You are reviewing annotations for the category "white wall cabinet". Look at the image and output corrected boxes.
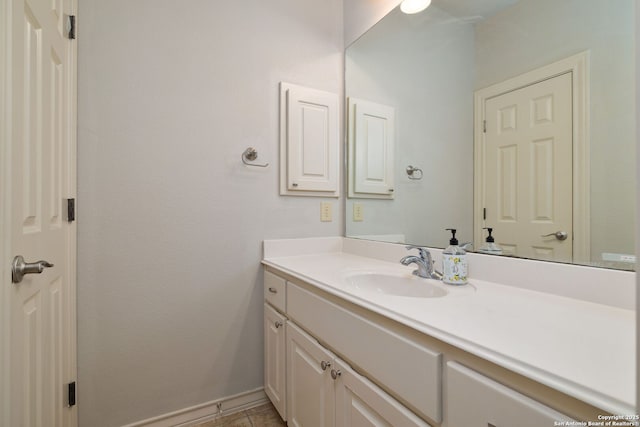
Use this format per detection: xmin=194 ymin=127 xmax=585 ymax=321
xmin=280 ymin=82 xmax=340 ymax=197
xmin=348 ymin=98 xmax=395 ymax=199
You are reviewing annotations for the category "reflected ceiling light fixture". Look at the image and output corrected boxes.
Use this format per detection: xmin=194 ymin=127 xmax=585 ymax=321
xmin=400 ymin=0 xmax=431 ymax=14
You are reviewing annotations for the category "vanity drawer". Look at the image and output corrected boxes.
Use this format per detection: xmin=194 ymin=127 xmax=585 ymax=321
xmin=446 ymin=362 xmax=575 ymax=427
xmin=287 ymin=282 xmax=442 ymax=423
xmin=264 ymin=270 xmax=286 ymax=312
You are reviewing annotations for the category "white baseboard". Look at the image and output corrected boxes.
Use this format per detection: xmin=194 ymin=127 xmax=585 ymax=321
xmin=122 ymin=387 xmax=268 ymax=427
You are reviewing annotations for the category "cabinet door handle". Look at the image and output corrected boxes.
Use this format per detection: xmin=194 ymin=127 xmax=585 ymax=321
xmin=320 ymin=361 xmax=331 ymax=371
xmin=330 ymin=369 xmax=341 ymax=380
xmin=274 ymin=321 xmax=283 ymax=328
xmin=268 ymin=287 xmax=278 ymax=294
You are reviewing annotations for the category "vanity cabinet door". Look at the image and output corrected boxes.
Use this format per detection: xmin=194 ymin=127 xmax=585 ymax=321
xmin=446 ymin=362 xmax=575 ymax=427
xmin=334 ymin=359 xmax=431 ymax=427
xmin=287 ymin=322 xmax=335 ymax=427
xmin=264 ymin=303 xmax=287 ymax=421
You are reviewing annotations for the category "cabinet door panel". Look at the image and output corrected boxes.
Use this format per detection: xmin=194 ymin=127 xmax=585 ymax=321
xmin=348 ymin=98 xmax=395 ymax=198
xmin=447 ymin=362 xmax=575 ymax=427
xmin=335 ymin=359 xmax=431 ymax=427
xmin=280 ymin=82 xmax=339 ymax=196
xmin=264 ymin=304 xmax=287 ymax=420
xmin=287 ymin=322 xmax=335 ymax=427
xmin=288 ymin=282 xmax=442 ymax=422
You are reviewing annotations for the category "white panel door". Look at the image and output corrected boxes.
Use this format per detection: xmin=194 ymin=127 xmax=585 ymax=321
xmin=5 ymin=0 xmax=77 ymax=425
xmin=286 ymin=322 xmax=335 ymax=427
xmin=334 ymin=359 xmax=431 ymax=427
xmin=264 ymin=304 xmax=287 ymax=421
xmin=483 ymin=73 xmax=573 ymax=262
xmin=348 ymin=98 xmax=395 ymax=198
xmin=280 ymin=82 xmax=339 ymax=196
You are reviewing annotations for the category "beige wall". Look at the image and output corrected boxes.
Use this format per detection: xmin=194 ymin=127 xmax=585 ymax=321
xmin=77 ymin=1 xmax=343 ymax=425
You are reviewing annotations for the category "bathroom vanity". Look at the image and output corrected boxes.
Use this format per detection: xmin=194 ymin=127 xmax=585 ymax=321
xmin=262 ymin=237 xmax=635 ymax=426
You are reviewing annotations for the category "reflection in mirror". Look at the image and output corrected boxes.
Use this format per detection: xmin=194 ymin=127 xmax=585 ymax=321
xmin=345 ymin=0 xmax=635 ymax=270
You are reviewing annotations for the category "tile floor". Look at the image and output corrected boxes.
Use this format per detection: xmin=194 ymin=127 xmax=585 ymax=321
xmin=194 ymin=402 xmax=286 ymax=427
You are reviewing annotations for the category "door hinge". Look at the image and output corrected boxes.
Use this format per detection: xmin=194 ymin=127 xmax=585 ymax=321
xmin=66 ymin=15 xmax=76 ymax=40
xmin=483 ymin=120 xmax=487 ymax=133
xmin=66 ymin=198 xmax=75 ymax=222
xmin=67 ymin=382 xmax=76 ymax=407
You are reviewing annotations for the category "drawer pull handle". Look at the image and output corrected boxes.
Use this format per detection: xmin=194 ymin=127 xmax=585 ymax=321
xmin=274 ymin=321 xmax=283 ymax=328
xmin=320 ymin=361 xmax=331 ymax=371
xmin=330 ymin=369 xmax=341 ymax=380
xmin=268 ymin=287 xmax=278 ymax=294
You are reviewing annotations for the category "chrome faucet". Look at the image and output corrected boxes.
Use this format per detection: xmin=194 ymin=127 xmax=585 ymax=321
xmin=400 ymin=246 xmax=443 ymax=280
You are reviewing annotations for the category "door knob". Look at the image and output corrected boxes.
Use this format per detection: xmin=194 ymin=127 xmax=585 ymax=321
xmin=330 ymin=369 xmax=342 ymax=380
xmin=541 ymin=231 xmax=568 ymax=241
xmin=11 ymin=255 xmax=54 ymax=284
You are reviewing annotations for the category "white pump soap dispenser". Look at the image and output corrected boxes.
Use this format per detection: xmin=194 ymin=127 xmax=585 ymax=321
xmin=478 ymin=227 xmax=503 ymax=255
xmin=442 ymin=228 xmax=468 ymax=285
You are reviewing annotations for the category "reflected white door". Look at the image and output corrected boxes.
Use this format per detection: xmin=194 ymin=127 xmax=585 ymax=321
xmin=6 ymin=0 xmax=77 ymax=425
xmin=483 ymin=73 xmax=573 ymax=262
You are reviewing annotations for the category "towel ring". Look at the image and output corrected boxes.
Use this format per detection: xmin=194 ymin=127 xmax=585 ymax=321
xmin=242 ymin=147 xmax=269 ymax=168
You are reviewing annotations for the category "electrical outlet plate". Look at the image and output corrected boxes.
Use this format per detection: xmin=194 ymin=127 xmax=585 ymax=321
xmin=321 ymin=202 xmax=332 ymax=222
xmin=353 ymin=203 xmax=363 ymax=222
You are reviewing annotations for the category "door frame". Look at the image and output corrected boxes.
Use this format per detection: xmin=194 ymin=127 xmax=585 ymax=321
xmin=473 ymin=51 xmax=590 ymax=264
xmin=0 ymin=0 xmax=78 ymax=424
xmin=1 ymin=0 xmax=12 ymax=424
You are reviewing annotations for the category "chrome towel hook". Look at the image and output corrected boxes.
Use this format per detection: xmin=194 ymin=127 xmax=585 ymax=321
xmin=242 ymin=147 xmax=269 ymax=168
xmin=406 ymin=165 xmax=423 ymax=180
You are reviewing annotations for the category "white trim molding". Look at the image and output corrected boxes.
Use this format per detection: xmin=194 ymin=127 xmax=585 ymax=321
xmin=121 ymin=388 xmax=268 ymax=427
xmin=0 ymin=0 xmax=11 ymax=424
xmin=473 ymin=51 xmax=590 ymax=265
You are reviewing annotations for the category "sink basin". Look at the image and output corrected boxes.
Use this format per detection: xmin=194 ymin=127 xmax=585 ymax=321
xmin=344 ymin=273 xmax=448 ymax=298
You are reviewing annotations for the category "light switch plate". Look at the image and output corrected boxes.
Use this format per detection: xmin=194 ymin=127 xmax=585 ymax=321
xmin=320 ymin=202 xmax=332 ymax=222
xmin=353 ymin=203 xmax=363 ymax=222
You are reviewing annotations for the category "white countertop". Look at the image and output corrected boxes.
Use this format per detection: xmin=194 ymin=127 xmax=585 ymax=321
xmin=262 ymin=250 xmax=635 ymax=415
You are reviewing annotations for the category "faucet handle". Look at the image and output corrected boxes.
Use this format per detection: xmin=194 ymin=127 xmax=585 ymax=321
xmin=405 ymin=245 xmax=431 ymax=261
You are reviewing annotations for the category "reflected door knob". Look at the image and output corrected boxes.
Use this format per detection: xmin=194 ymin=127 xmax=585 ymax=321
xmin=541 ymin=231 xmax=568 ymax=241
xmin=12 ymin=255 xmax=54 ymax=284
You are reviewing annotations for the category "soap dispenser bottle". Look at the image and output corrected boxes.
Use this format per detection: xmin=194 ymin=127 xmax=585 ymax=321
xmin=442 ymin=228 xmax=468 ymax=285
xmin=478 ymin=227 xmax=503 ymax=255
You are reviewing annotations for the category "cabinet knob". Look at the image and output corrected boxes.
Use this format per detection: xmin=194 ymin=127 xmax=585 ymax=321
xmin=268 ymin=287 xmax=278 ymax=294
xmin=488 ymin=423 xmax=497 ymax=427
xmin=320 ymin=361 xmax=331 ymax=371
xmin=330 ymin=369 xmax=341 ymax=380
xmin=274 ymin=321 xmax=283 ymax=328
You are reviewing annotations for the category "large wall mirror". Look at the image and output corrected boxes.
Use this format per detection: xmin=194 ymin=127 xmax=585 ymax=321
xmin=345 ymin=0 xmax=636 ymax=271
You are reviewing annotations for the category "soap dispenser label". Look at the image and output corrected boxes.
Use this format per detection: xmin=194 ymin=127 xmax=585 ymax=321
xmin=443 ymin=254 xmax=468 ymax=285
